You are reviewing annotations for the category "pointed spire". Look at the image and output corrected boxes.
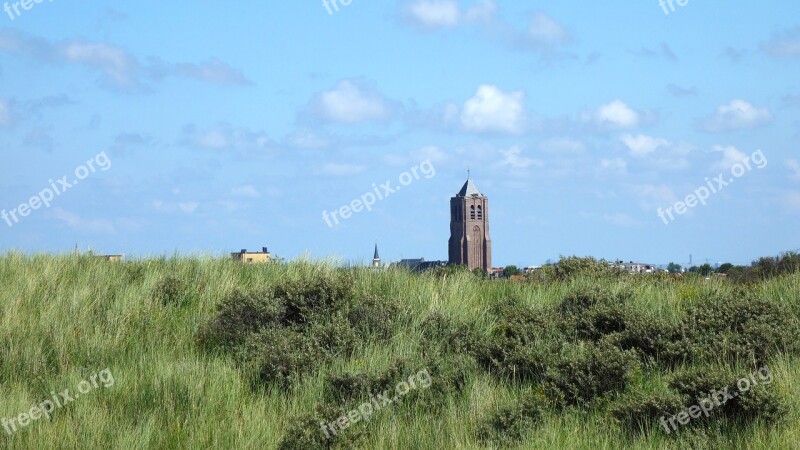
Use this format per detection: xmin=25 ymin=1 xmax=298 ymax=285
xmin=457 ymin=175 xmax=482 ymax=197
xmin=373 ymin=243 xmax=380 ymax=260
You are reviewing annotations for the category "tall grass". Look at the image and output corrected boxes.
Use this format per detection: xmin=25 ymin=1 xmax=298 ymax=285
xmin=0 ymin=253 xmax=797 ymax=449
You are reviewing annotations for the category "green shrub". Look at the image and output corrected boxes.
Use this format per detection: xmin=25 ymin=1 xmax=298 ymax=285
xmin=274 ymin=272 xmax=354 ymax=325
xmin=477 ymin=391 xmax=546 ymax=445
xmin=153 ymin=275 xmax=187 ymax=306
xmin=553 ymin=256 xmax=624 ymax=280
xmin=197 ymin=289 xmax=285 ymax=350
xmin=345 ymin=294 xmax=401 ymax=341
xmin=610 ymin=390 xmax=685 ymax=434
xmin=278 ymin=403 xmax=365 ymax=450
xmin=680 ymin=295 xmax=799 ymax=364
xmin=419 ymin=311 xmax=481 ymax=356
xmin=669 ymin=366 xmax=788 ymax=425
xmin=544 ymin=342 xmax=638 ymax=407
xmin=244 ymin=328 xmax=327 ymax=386
xmin=477 ymin=300 xmax=562 ymax=382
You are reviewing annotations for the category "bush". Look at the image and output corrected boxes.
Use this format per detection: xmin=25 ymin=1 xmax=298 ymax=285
xmin=477 ymin=299 xmax=562 ymax=382
xmin=419 ymin=311 xmax=481 ymax=356
xmin=556 ymin=286 xmax=632 ymax=341
xmin=153 ymin=275 xmax=187 ymax=306
xmin=543 ymin=342 xmax=638 ymax=407
xmin=553 ymin=256 xmax=624 ymax=280
xmin=278 ymin=403 xmax=365 ymax=450
xmin=345 ymin=295 xmax=401 ymax=341
xmin=274 ymin=272 xmax=354 ymax=325
xmin=680 ymin=295 xmax=799 ymax=364
xmin=602 ymin=313 xmax=687 ymax=366
xmin=669 ymin=366 xmax=788 ymax=426
xmin=610 ymin=390 xmax=685 ymax=434
xmin=245 ymin=328 xmax=327 ymax=386
xmin=477 ymin=391 xmax=546 ymax=445
xmin=197 ymin=289 xmax=285 ymax=350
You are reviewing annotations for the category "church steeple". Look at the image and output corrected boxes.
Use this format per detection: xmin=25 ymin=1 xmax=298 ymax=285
xmin=372 ymin=243 xmax=381 ymax=268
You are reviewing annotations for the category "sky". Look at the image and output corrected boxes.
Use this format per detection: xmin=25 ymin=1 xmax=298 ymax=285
xmin=0 ymin=0 xmax=799 ymax=267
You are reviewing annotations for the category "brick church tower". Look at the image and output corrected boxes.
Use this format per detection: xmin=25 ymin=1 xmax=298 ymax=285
xmin=448 ymin=174 xmax=492 ymax=273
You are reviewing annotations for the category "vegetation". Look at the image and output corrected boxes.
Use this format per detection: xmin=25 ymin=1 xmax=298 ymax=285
xmin=0 ymin=253 xmax=799 ymax=449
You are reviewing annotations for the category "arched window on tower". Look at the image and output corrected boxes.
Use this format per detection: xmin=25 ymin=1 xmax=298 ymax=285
xmin=477 ymin=205 xmax=483 ymax=220
xmin=470 ymin=205 xmax=476 ymax=220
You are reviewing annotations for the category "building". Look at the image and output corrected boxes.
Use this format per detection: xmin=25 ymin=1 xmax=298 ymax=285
xmin=390 ymin=258 xmax=447 ymax=272
xmin=615 ymin=261 xmax=658 ymax=274
xmin=448 ymin=174 xmax=492 ymax=273
xmin=372 ymin=243 xmax=382 ymax=268
xmin=95 ymin=255 xmax=123 ymax=262
xmin=232 ymin=247 xmax=271 ymax=263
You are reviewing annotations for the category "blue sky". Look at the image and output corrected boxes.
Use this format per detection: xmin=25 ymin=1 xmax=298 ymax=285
xmin=1 ymin=0 xmax=799 ymax=266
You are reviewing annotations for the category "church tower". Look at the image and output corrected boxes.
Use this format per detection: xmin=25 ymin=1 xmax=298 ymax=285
xmin=448 ymin=174 xmax=491 ymax=273
xmin=372 ymin=243 xmax=381 ymax=268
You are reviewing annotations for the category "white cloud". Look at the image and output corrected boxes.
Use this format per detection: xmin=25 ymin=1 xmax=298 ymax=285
xmin=785 ymin=191 xmax=800 ymax=213
xmin=461 ymin=85 xmax=525 ymax=134
xmin=761 ymin=27 xmax=800 ymax=58
xmin=712 ymin=145 xmax=748 ymax=171
xmin=179 ymin=202 xmax=199 ymax=214
xmin=62 ymin=41 xmax=139 ymax=87
xmin=406 ymin=0 xmax=460 ymax=28
xmin=498 ymin=146 xmax=541 ymax=169
xmin=0 ymin=30 xmax=249 ymax=90
xmin=0 ymin=99 xmax=10 ymax=127
xmin=231 ymin=185 xmax=260 ymax=198
xmin=464 ymin=0 xmax=497 ymax=22
xmin=307 ymin=80 xmax=393 ymax=124
xmin=786 ymin=159 xmax=800 ymax=181
xmin=51 ymin=208 xmax=116 ymax=233
xmin=599 ymin=158 xmax=627 ymax=175
xmin=538 ymin=137 xmax=585 ymax=154
xmin=596 ymin=100 xmax=640 ymax=130
xmin=172 ymin=58 xmax=251 ymax=85
xmin=182 ymin=124 xmax=271 ymax=151
xmin=403 ymin=0 xmax=496 ymax=28
xmin=317 ymin=163 xmax=366 ymax=176
xmin=152 ymin=200 xmax=199 ymax=214
xmin=620 ymin=134 xmax=669 ymax=156
xmin=526 ymin=11 xmax=570 ymax=46
xmin=700 ymin=100 xmax=772 ymax=132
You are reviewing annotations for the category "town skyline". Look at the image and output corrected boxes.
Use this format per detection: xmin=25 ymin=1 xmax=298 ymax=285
xmin=1 ymin=1 xmax=798 ymax=267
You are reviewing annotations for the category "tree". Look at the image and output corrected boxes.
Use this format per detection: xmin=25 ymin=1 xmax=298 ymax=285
xmin=667 ymin=262 xmax=682 ymax=274
xmin=698 ymin=263 xmax=714 ymax=276
xmin=503 ymin=265 xmax=521 ymax=278
xmin=716 ymin=263 xmax=733 ymax=274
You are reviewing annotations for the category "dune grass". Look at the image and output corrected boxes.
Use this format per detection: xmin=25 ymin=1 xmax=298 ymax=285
xmin=0 ymin=253 xmax=798 ymax=449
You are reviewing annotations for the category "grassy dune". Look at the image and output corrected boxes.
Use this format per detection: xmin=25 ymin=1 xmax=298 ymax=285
xmin=0 ymin=254 xmax=798 ymax=449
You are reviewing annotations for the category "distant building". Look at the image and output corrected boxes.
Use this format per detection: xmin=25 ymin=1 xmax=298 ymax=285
xmin=95 ymin=255 xmax=123 ymax=262
xmin=615 ymin=261 xmax=658 ymax=274
xmin=448 ymin=174 xmax=492 ymax=273
xmin=232 ymin=247 xmax=271 ymax=263
xmin=372 ymin=243 xmax=382 ymax=268
xmin=390 ymin=258 xmax=447 ymax=273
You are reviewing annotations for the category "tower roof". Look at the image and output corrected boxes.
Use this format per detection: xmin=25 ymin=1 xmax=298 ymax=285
xmin=373 ymin=243 xmax=380 ymax=260
xmin=456 ymin=177 xmax=482 ymax=197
